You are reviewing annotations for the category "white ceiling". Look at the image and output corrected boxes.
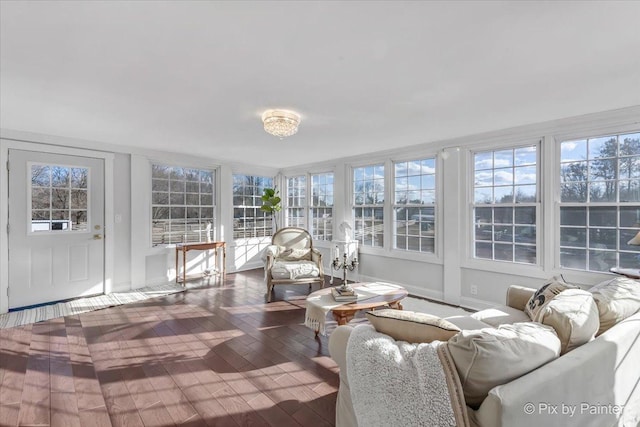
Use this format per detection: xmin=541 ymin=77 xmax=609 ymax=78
xmin=1 ymin=1 xmax=639 ymax=168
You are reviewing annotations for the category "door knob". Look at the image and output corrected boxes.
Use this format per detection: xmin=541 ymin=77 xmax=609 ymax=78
xmin=93 ymin=234 xmax=103 ymax=240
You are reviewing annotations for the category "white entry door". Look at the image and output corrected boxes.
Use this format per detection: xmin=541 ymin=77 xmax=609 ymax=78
xmin=8 ymin=149 xmax=105 ymax=309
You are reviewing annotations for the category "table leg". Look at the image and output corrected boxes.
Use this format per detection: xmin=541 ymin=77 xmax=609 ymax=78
xmin=222 ymin=246 xmax=226 ymax=281
xmin=182 ymin=248 xmax=186 ymax=286
xmin=389 ymin=301 xmax=403 ymax=310
xmin=332 ymin=311 xmax=355 ymax=326
xmin=175 ymin=247 xmax=179 ymax=284
xmin=212 ymin=248 xmax=217 ymax=276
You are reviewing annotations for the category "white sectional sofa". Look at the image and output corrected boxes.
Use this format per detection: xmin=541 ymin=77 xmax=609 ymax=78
xmin=329 ymin=283 xmax=640 ymax=427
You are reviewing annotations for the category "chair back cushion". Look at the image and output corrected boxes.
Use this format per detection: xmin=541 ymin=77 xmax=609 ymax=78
xmin=272 ymin=227 xmax=313 ymax=250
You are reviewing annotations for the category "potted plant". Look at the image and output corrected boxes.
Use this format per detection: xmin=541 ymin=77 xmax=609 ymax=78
xmin=260 ymin=187 xmax=282 ymax=231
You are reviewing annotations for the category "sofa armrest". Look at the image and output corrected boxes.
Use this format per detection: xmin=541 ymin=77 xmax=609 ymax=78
xmin=329 ymin=325 xmax=354 ymax=374
xmin=329 ymin=325 xmax=358 ymax=427
xmin=506 ymin=285 xmax=536 ymax=311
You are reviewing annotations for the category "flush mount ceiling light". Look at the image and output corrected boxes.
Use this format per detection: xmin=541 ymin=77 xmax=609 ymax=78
xmin=261 ymin=109 xmax=301 ymax=139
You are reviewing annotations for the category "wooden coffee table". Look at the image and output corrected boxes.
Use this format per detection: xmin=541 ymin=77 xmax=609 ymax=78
xmin=305 ymin=282 xmax=408 ymax=336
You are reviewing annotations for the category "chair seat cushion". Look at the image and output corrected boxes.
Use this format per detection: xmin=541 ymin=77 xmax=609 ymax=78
xmin=271 ymin=261 xmax=320 ymax=280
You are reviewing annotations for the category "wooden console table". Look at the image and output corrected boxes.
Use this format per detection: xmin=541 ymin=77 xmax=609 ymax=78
xmin=175 ymin=242 xmax=226 ymax=285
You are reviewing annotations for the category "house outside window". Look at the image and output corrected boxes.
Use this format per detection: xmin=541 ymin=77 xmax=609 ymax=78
xmin=286 ymin=176 xmax=306 ymax=229
xmin=559 ymin=132 xmax=640 ymax=271
xmin=233 ymin=175 xmax=274 ymax=239
xmin=151 ymin=165 xmax=215 ymax=246
xmin=353 ymin=164 xmax=384 ymax=248
xmin=311 ymin=172 xmax=334 ymax=241
xmin=472 ymin=145 xmax=538 ymax=264
xmin=393 ymin=158 xmax=436 ymax=253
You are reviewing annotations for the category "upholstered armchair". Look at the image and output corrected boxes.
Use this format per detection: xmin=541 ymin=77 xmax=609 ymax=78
xmin=263 ymin=227 xmax=325 ymax=302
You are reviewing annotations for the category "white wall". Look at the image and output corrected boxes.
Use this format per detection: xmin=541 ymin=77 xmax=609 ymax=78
xmin=1 ymin=105 xmax=639 ymax=313
xmin=113 ymin=153 xmax=131 ymax=290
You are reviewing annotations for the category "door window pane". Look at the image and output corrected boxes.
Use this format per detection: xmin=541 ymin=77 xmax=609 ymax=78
xmin=30 ymin=164 xmax=89 ymax=232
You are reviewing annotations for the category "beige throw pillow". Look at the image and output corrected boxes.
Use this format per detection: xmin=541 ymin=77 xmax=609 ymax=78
xmin=589 ymin=277 xmax=640 ymax=335
xmin=365 ymin=309 xmax=461 ymax=343
xmin=525 ymin=277 xmax=577 ymax=320
xmin=537 ymin=289 xmax=599 ymax=354
xmin=448 ymin=322 xmax=561 ymax=408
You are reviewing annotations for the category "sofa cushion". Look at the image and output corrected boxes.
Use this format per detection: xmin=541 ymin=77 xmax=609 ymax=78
xmin=524 ymin=276 xmax=577 ymax=320
xmin=589 ymin=277 xmax=640 ymax=335
xmin=447 ymin=322 xmax=561 ymax=408
xmin=537 ymin=289 xmax=599 ymax=354
xmin=471 ymin=305 xmax=530 ymax=328
xmin=270 ymin=261 xmax=320 ymax=279
xmin=280 ymin=248 xmax=312 ymax=261
xmin=365 ymin=309 xmax=461 ymax=343
xmin=444 ymin=315 xmax=492 ymax=331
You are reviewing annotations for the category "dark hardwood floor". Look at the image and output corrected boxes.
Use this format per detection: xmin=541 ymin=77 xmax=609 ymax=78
xmin=0 ymin=269 xmax=339 ymax=426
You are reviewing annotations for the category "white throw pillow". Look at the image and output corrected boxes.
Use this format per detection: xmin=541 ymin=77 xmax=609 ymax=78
xmin=589 ymin=277 xmax=640 ymax=335
xmin=525 ymin=276 xmax=577 ymax=320
xmin=447 ymin=322 xmax=561 ymax=408
xmin=536 ymin=289 xmax=599 ymax=354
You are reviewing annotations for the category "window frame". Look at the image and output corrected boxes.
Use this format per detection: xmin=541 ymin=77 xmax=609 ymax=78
xmin=351 ymin=163 xmax=385 ymax=249
xmin=285 ymin=175 xmax=307 ymax=229
xmin=556 ymin=130 xmax=640 ymax=273
xmin=392 ymin=156 xmax=437 ymax=254
xmin=150 ymin=163 xmax=216 ymax=247
xmin=470 ymin=142 xmax=542 ymax=266
xmin=232 ymin=174 xmax=274 ymax=240
xmin=284 ymin=171 xmax=334 ymax=241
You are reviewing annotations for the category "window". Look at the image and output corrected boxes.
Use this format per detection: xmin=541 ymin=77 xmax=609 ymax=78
xmin=286 ymin=175 xmax=306 ymax=228
xmin=393 ymin=158 xmax=436 ymax=253
xmin=30 ymin=164 xmax=88 ymax=232
xmin=311 ymin=172 xmax=334 ymax=240
xmin=559 ymin=132 xmax=640 ymax=271
xmin=473 ymin=146 xmax=538 ymax=264
xmin=353 ymin=164 xmax=384 ymax=247
xmin=233 ymin=175 xmax=274 ymax=239
xmin=151 ymin=165 xmax=214 ymax=246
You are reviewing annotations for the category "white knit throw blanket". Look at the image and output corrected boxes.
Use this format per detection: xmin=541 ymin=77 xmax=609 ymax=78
xmin=347 ymin=324 xmax=466 ymax=427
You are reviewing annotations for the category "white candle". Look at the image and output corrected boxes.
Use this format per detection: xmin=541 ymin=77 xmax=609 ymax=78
xmin=335 ymin=245 xmax=340 ymax=259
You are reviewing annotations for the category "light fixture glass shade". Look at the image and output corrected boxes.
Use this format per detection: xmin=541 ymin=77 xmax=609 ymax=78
xmin=628 ymin=231 xmax=640 ymax=246
xmin=262 ymin=109 xmax=300 ymax=139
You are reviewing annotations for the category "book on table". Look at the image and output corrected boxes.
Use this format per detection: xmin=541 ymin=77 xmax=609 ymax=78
xmin=332 ymin=287 xmax=358 ymax=302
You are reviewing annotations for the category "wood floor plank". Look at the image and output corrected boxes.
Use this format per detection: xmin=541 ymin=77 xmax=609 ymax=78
xmin=51 ymin=391 xmax=82 ymax=427
xmin=17 ymin=321 xmax=50 ymax=426
xmin=141 ymin=363 xmax=203 ymax=426
xmin=0 ymin=269 xmax=340 ymax=426
xmin=0 ymin=403 xmax=20 ymax=427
